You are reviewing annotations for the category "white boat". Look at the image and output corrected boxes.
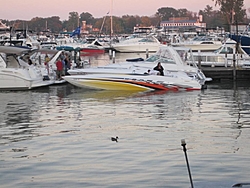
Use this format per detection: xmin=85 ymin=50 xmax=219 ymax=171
xmin=64 ymin=45 xmax=210 ymax=91
xmin=0 ymin=46 xmax=54 ymax=90
xmin=69 ymin=45 xmax=211 ymax=83
xmin=24 ymin=48 xmax=67 ymax=84
xmin=111 ymin=35 xmax=162 ymax=53
xmin=63 ymin=72 xmax=202 ymax=91
xmin=172 ymin=36 xmax=222 ymax=52
xmin=189 ymin=39 xmax=250 ymax=67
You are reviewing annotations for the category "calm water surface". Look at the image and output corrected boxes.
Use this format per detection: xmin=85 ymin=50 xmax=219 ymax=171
xmin=0 ymin=53 xmax=250 ymax=188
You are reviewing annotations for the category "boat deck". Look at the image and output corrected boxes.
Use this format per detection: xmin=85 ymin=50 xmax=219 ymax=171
xmin=201 ymin=66 xmax=250 ymax=81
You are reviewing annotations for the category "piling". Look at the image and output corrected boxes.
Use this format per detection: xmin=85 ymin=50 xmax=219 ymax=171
xmin=109 ymin=49 xmax=112 ymax=60
xmin=233 ymin=53 xmax=236 ymax=81
xmin=146 ymin=49 xmax=149 ymax=59
xmin=38 ymin=55 xmax=41 ymax=65
xmin=112 ymin=51 xmax=116 ymax=63
xmin=198 ymin=50 xmax=201 ymax=69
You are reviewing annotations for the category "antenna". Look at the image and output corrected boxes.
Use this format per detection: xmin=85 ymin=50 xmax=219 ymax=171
xmin=181 ymin=139 xmax=194 ymax=188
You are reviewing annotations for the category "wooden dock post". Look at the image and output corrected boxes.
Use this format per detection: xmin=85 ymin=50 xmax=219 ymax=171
xmin=233 ymin=51 xmax=236 ymax=81
xmin=225 ymin=52 xmax=228 ymax=67
xmin=112 ymin=51 xmax=116 ymax=63
xmin=198 ymin=50 xmax=201 ymax=69
xmin=146 ymin=49 xmax=149 ymax=59
xmin=109 ymin=49 xmax=112 ymax=60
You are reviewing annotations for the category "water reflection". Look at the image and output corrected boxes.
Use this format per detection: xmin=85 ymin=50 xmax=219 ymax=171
xmin=0 ymin=80 xmax=250 ymax=187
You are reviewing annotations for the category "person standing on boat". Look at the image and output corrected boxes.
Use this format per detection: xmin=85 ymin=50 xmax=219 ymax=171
xmin=153 ymin=62 xmax=164 ymax=76
xmin=44 ymin=54 xmax=50 ymax=74
xmin=56 ymin=58 xmax=63 ymax=80
xmin=60 ymin=51 xmax=66 ymax=76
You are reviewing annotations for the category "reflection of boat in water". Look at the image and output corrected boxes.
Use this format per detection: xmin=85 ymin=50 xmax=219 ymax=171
xmin=65 ymin=87 xmax=176 ymax=101
xmin=66 ymin=88 xmax=146 ymax=100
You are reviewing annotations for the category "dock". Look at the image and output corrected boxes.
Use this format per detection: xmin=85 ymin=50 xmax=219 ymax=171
xmin=201 ymin=66 xmax=250 ymax=81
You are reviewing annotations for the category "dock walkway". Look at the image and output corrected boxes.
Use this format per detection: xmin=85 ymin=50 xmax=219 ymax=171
xmin=201 ymin=66 xmax=250 ymax=81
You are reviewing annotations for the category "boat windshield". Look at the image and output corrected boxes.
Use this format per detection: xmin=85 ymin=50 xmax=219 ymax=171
xmin=146 ymin=48 xmax=176 ymax=64
xmin=214 ymin=45 xmax=245 ymax=55
xmin=138 ymin=38 xmax=155 ymax=43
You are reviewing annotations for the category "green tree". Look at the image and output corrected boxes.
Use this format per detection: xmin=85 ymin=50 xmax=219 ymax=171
xmin=177 ymin=8 xmax=189 ymax=17
xmin=140 ymin=16 xmax=152 ymax=27
xmin=212 ymin=0 xmax=246 ymax=27
xmin=67 ymin=11 xmax=79 ymax=31
xmin=79 ymin=12 xmax=95 ymax=25
xmin=46 ymin=16 xmax=62 ymax=33
xmin=122 ymin=15 xmax=137 ymax=33
xmin=156 ymin=7 xmax=179 ymax=21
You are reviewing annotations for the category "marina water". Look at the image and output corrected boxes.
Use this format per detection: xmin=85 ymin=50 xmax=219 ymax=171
xmin=0 ymin=53 xmax=250 ymax=188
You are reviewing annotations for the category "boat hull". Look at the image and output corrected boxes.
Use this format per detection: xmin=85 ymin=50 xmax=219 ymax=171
xmin=0 ymin=69 xmax=54 ymax=90
xmin=80 ymin=48 xmax=105 ymax=56
xmin=63 ymin=74 xmax=201 ymax=91
xmin=230 ymin=34 xmax=250 ymax=55
xmin=112 ymin=43 xmax=160 ymax=53
xmin=172 ymin=43 xmax=222 ymax=52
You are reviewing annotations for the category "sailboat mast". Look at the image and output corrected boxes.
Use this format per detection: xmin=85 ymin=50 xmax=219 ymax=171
xmin=110 ymin=0 xmax=113 ymax=39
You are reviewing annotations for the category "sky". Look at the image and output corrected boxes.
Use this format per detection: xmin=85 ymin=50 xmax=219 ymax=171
xmin=1 ymin=0 xmax=250 ymax=21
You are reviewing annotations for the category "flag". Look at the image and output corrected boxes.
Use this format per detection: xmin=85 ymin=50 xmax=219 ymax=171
xmin=70 ymin=26 xmax=81 ymax=37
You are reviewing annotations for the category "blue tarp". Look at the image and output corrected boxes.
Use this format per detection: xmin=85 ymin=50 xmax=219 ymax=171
xmin=70 ymin=26 xmax=81 ymax=37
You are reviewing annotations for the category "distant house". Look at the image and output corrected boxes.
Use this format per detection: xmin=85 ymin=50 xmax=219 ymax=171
xmin=160 ymin=17 xmax=206 ymax=32
xmin=133 ymin=26 xmax=155 ymax=34
xmin=81 ymin=21 xmax=93 ymax=34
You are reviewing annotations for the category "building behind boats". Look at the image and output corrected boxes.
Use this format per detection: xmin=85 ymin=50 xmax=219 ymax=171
xmin=160 ymin=16 xmax=206 ymax=33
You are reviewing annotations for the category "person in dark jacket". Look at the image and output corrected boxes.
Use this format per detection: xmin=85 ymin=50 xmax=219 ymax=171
xmin=153 ymin=62 xmax=164 ymax=76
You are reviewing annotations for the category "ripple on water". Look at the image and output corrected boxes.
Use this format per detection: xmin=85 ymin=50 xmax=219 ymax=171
xmin=0 ymin=83 xmax=250 ymax=187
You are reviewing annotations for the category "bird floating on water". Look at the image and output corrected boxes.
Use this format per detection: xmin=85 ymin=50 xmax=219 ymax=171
xmin=111 ymin=136 xmax=118 ymax=142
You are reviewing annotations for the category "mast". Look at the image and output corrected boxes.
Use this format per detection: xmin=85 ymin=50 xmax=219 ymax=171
xmin=110 ymin=0 xmax=113 ymax=39
xmin=100 ymin=12 xmax=109 ymax=37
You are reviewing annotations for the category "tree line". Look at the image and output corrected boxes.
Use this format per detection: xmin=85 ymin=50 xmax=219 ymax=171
xmin=2 ymin=0 xmax=250 ymax=35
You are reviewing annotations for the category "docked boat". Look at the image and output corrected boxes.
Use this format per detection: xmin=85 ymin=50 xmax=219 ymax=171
xmin=230 ymin=34 xmax=250 ymax=55
xmin=63 ymin=71 xmax=202 ymax=91
xmin=0 ymin=46 xmax=54 ymax=90
xmin=79 ymin=45 xmax=105 ymax=56
xmin=20 ymin=48 xmax=67 ymax=85
xmin=172 ymin=35 xmax=222 ymax=52
xmin=111 ymin=35 xmax=162 ymax=53
xmin=64 ymin=45 xmax=210 ymax=91
xmin=56 ymin=37 xmax=105 ymax=56
xmin=189 ymin=39 xmax=250 ymax=67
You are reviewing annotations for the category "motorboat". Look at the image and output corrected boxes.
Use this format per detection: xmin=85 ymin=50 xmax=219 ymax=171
xmin=189 ymin=39 xmax=250 ymax=67
xmin=229 ymin=24 xmax=250 ymax=55
xmin=111 ymin=35 xmax=162 ymax=53
xmin=63 ymin=72 xmax=202 ymax=91
xmin=20 ymin=48 xmax=67 ymax=84
xmin=79 ymin=45 xmax=105 ymax=56
xmin=64 ymin=45 xmax=210 ymax=91
xmin=56 ymin=38 xmax=105 ymax=56
xmin=68 ymin=45 xmax=211 ymax=84
xmin=172 ymin=35 xmax=222 ymax=52
xmin=0 ymin=46 xmax=54 ymax=90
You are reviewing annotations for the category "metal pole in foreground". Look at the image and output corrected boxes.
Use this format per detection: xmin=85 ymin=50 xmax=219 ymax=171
xmin=181 ymin=139 xmax=194 ymax=188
